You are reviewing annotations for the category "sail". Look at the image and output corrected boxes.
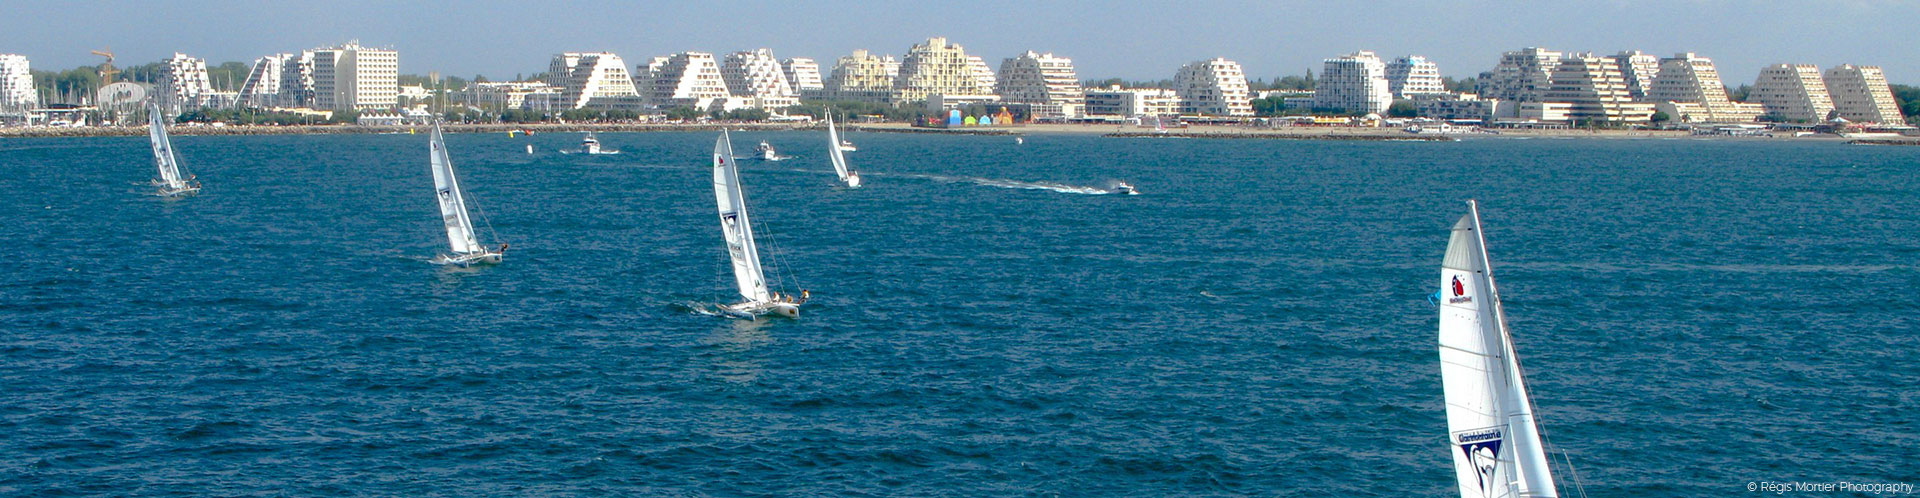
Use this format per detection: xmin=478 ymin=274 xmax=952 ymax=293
xmin=429 ymin=122 xmax=483 ymax=255
xmin=1438 ymin=201 xmax=1558 ymax=498
xmin=147 ymin=102 xmax=185 ymax=190
xmin=713 ymin=131 xmax=771 ymax=302
xmin=825 ymin=111 xmax=856 ymax=186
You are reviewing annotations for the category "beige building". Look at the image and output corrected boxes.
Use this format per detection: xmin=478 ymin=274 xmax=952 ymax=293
xmin=1609 ymin=50 xmax=1660 ymax=100
xmin=1174 ymin=58 xmax=1252 ymax=116
xmin=994 ymin=51 xmax=1084 ymax=119
xmin=814 ymin=49 xmax=899 ymax=104
xmin=782 ymin=58 xmax=824 ymax=92
xmin=641 ymin=52 xmax=732 ymax=111
xmin=312 ymin=42 xmax=398 ymax=111
xmin=1645 ymin=53 xmax=1762 ymax=123
xmin=1314 ymin=51 xmax=1393 ymax=114
xmin=1413 ymin=93 xmax=1499 ymax=121
xmin=1749 ymin=64 xmax=1835 ymax=122
xmin=0 ymin=54 xmax=32 ymax=110
xmin=1385 ymin=55 xmax=1444 ymax=99
xmin=1479 ymin=47 xmax=1561 ymax=102
xmin=893 ymin=37 xmax=994 ymax=105
xmin=720 ymin=49 xmax=797 ymax=109
xmin=1083 ymin=85 xmax=1180 ymax=118
xmin=547 ymin=52 xmax=639 ymax=109
xmin=1546 ymin=55 xmax=1654 ymax=123
xmin=158 ymin=53 xmax=214 ymax=112
xmin=1825 ymin=64 xmax=1904 ymax=124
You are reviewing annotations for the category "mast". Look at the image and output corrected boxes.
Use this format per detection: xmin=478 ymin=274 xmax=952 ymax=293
xmin=147 ymin=101 xmax=184 ymax=189
xmin=713 ymin=131 xmax=771 ymax=302
xmin=826 ymin=110 xmax=855 ymax=185
xmin=429 ymin=121 xmax=483 ymax=254
xmin=1469 ymin=201 xmax=1559 ymax=498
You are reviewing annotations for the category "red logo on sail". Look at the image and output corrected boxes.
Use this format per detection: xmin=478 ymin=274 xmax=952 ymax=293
xmin=1452 ymin=276 xmax=1464 ymax=296
xmin=1448 ymin=275 xmax=1473 ymax=304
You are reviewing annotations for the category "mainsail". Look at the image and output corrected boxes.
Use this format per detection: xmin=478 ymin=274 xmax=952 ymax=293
xmin=1438 ymin=201 xmax=1559 ymax=498
xmin=429 ymin=121 xmax=483 ymax=255
xmin=825 ymin=110 xmax=858 ymax=187
xmin=147 ymin=102 xmax=185 ymax=190
xmin=713 ymin=131 xmax=772 ymax=303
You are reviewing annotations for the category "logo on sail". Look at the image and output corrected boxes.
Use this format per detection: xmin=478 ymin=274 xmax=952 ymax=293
xmin=1448 ymin=275 xmax=1473 ymax=304
xmin=1454 ymin=427 xmax=1505 ymax=498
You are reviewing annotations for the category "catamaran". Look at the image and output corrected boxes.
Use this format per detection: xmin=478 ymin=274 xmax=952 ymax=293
xmin=824 ymin=111 xmax=861 ymax=187
xmin=145 ymin=101 xmax=200 ymax=197
xmin=427 ymin=120 xmax=505 ymax=266
xmin=1437 ymin=200 xmax=1561 ymax=498
xmin=712 ymin=131 xmax=804 ymax=318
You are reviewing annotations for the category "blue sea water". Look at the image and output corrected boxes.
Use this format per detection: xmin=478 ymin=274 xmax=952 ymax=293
xmin=1 ymin=131 xmax=1917 ymax=496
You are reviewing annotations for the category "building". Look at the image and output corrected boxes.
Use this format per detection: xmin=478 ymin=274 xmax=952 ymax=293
xmin=1083 ymin=85 xmax=1180 ymax=118
xmin=1824 ymin=64 xmax=1904 ymax=125
xmin=452 ymin=81 xmax=560 ymax=111
xmin=1173 ymin=58 xmax=1253 ymax=116
xmin=238 ymin=54 xmax=287 ymax=108
xmin=0 ymin=54 xmax=35 ymax=111
xmin=641 ymin=52 xmax=732 ymax=111
xmin=280 ymin=52 xmax=316 ymax=108
xmin=966 ymin=55 xmax=996 ymax=94
xmin=312 ymin=42 xmax=399 ymax=111
xmin=1313 ymin=51 xmax=1393 ymax=114
xmin=1645 ymin=53 xmax=1762 ymax=123
xmin=893 ymin=37 xmax=992 ymax=105
xmin=1609 ymin=50 xmax=1660 ymax=100
xmin=814 ymin=49 xmax=899 ymax=104
xmin=782 ymin=58 xmax=824 ymax=92
xmin=157 ymin=53 xmax=214 ymax=112
xmin=547 ymin=52 xmax=639 ymax=109
xmin=1478 ymin=47 xmax=1562 ymax=103
xmin=1749 ymin=64 xmax=1834 ymax=122
xmin=994 ymin=51 xmax=1084 ymax=119
xmin=1413 ymin=93 xmax=1499 ymax=121
xmin=1545 ymin=55 xmax=1654 ymax=123
xmin=720 ymin=49 xmax=797 ymax=109
xmin=1385 ymin=55 xmax=1444 ymax=99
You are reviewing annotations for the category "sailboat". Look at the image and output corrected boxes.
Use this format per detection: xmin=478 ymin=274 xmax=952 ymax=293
xmin=712 ymin=131 xmax=804 ymax=319
xmin=824 ymin=110 xmax=861 ymax=187
xmin=1437 ymin=200 xmax=1560 ymax=498
xmin=146 ymin=101 xmax=200 ymax=197
xmin=427 ymin=120 xmax=505 ymax=266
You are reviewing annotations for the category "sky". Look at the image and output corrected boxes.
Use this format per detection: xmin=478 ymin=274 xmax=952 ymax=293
xmin=3 ymin=0 xmax=1916 ymax=85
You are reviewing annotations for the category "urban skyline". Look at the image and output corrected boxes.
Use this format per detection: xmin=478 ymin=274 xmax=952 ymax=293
xmin=1 ymin=0 xmax=1915 ymax=85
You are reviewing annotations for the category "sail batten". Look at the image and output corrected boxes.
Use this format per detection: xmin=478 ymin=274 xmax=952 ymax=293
xmin=713 ymin=131 xmax=771 ymax=302
xmin=429 ymin=122 xmax=483 ymax=255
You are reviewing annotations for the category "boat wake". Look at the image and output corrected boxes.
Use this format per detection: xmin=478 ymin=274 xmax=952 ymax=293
xmin=897 ymin=173 xmax=1132 ymax=195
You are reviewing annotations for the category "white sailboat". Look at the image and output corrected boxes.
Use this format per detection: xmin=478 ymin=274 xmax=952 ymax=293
xmin=427 ymin=120 xmax=505 ymax=266
xmin=824 ymin=111 xmax=861 ymax=187
xmin=146 ymin=101 xmax=200 ymax=197
xmin=1438 ymin=200 xmax=1560 ymax=498
xmin=713 ymin=131 xmax=804 ymax=318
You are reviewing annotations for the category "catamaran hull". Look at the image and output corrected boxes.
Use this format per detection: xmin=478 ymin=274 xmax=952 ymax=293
xmin=722 ymin=301 xmax=800 ymax=319
xmin=433 ymin=251 xmax=503 ymax=267
xmin=157 ymin=186 xmax=200 ymax=197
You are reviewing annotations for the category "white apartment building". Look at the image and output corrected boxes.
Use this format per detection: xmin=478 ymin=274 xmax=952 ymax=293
xmin=1645 ymin=53 xmax=1762 ymax=123
xmin=547 ymin=52 xmax=639 ymax=109
xmin=642 ymin=52 xmax=732 ymax=111
xmin=1610 ymin=50 xmax=1660 ymax=100
xmin=1413 ymin=93 xmax=1499 ymax=121
xmin=1479 ymin=47 xmax=1561 ymax=102
xmin=238 ymin=54 xmax=286 ymax=108
xmin=1749 ymin=64 xmax=1835 ymax=122
xmin=1385 ymin=55 xmax=1444 ymax=99
xmin=1083 ymin=85 xmax=1180 ymax=118
xmin=1824 ymin=64 xmax=1904 ymax=124
xmin=894 ymin=37 xmax=991 ymax=105
xmin=966 ymin=55 xmax=996 ymax=94
xmin=453 ymin=81 xmax=560 ymax=110
xmin=312 ymin=42 xmax=399 ymax=111
xmin=782 ymin=58 xmax=824 ymax=92
xmin=1546 ymin=55 xmax=1654 ymax=123
xmin=1313 ymin=51 xmax=1393 ymax=114
xmin=816 ymin=50 xmax=899 ymax=104
xmin=720 ymin=49 xmax=797 ymax=109
xmin=1174 ymin=58 xmax=1253 ymax=117
xmin=158 ymin=53 xmax=214 ymax=112
xmin=994 ymin=51 xmax=1084 ymax=119
xmin=0 ymin=54 xmax=35 ymax=111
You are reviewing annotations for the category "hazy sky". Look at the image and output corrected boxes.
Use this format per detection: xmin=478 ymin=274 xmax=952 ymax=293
xmin=4 ymin=0 xmax=1915 ymax=85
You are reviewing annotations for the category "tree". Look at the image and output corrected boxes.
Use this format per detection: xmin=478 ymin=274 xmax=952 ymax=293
xmin=1890 ymin=84 xmax=1919 ymax=123
xmin=664 ymin=106 xmax=703 ymax=121
xmin=1387 ymin=100 xmax=1417 ymax=118
xmin=1650 ymin=110 xmax=1671 ymax=123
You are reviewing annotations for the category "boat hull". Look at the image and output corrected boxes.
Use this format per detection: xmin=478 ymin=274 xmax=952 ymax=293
xmin=722 ymin=301 xmax=800 ymax=319
xmin=433 ymin=251 xmax=503 ymax=267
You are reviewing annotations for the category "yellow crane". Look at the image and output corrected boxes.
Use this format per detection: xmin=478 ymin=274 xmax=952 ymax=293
xmin=91 ymin=47 xmax=117 ymax=84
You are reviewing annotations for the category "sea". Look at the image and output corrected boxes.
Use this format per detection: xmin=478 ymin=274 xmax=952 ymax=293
xmin=2 ymin=130 xmax=1916 ymax=496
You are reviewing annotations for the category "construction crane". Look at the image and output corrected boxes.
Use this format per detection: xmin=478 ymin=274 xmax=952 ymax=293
xmin=91 ymin=47 xmax=117 ymax=84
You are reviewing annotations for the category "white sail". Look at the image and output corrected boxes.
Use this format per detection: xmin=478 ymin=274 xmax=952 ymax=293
xmin=825 ymin=111 xmax=859 ymax=187
xmin=147 ymin=102 xmax=185 ymax=190
xmin=1438 ymin=201 xmax=1558 ymax=498
xmin=713 ymin=131 xmax=772 ymax=303
xmin=429 ymin=121 xmax=484 ymax=255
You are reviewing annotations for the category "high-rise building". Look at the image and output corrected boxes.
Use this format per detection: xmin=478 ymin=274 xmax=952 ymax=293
xmin=1749 ymin=64 xmax=1835 ymax=122
xmin=641 ymin=52 xmax=731 ymax=110
xmin=1174 ymin=57 xmax=1253 ymax=116
xmin=1385 ymin=55 xmax=1444 ymax=99
xmin=312 ymin=42 xmax=399 ymax=111
xmin=1546 ymin=55 xmax=1655 ymax=123
xmin=0 ymin=54 xmax=34 ymax=111
xmin=1609 ymin=50 xmax=1661 ymax=100
xmin=158 ymin=53 xmax=214 ymax=112
xmin=453 ymin=81 xmax=561 ymax=111
xmin=816 ymin=50 xmax=899 ymax=104
xmin=1645 ymin=53 xmax=1762 ymax=123
xmin=720 ymin=49 xmax=797 ymax=109
xmin=1083 ymin=85 xmax=1180 ymax=118
xmin=1478 ymin=47 xmax=1562 ymax=103
xmin=893 ymin=37 xmax=991 ymax=105
xmin=546 ymin=52 xmax=639 ymax=109
xmin=966 ymin=55 xmax=997 ymax=94
xmin=994 ymin=51 xmax=1084 ymax=118
xmin=1313 ymin=51 xmax=1393 ymax=114
xmin=782 ymin=58 xmax=824 ymax=92
xmin=1824 ymin=64 xmax=1904 ymax=124
xmin=236 ymin=53 xmax=315 ymax=109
